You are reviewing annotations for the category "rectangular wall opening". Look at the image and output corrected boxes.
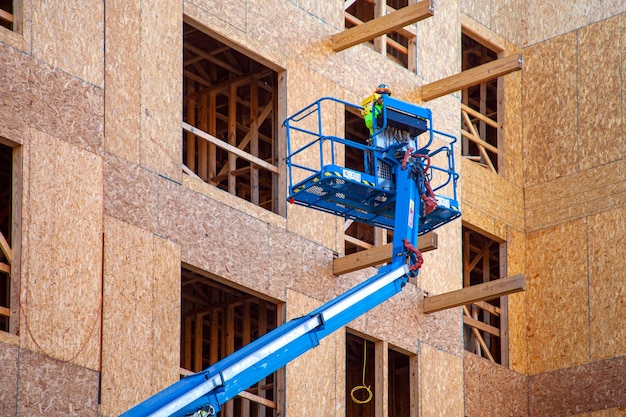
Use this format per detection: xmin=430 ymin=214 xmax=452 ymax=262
xmin=0 ymin=139 xmax=14 ymax=333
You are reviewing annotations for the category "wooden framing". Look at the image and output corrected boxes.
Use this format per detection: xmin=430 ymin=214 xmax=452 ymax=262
xmin=0 ymin=1 xmax=22 ymax=33
xmin=333 ymin=0 xmax=433 ymax=52
xmin=182 ymin=23 xmax=283 ymax=214
xmin=333 ymin=232 xmax=438 ymax=275
xmin=421 ymin=274 xmax=525 ymax=314
xmin=418 ymin=53 xmax=522 ymax=102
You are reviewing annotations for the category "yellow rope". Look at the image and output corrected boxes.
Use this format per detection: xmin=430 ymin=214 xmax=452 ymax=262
xmin=350 ymin=339 xmax=373 ymax=404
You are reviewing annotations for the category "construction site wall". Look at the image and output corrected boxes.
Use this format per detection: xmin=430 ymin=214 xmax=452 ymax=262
xmin=0 ymin=1 xmax=623 ymax=417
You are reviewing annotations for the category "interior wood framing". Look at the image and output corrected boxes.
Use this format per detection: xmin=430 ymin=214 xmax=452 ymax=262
xmin=0 ymin=0 xmax=21 ymax=33
xmin=181 ymin=266 xmax=282 ymax=416
xmin=344 ymin=0 xmax=417 ymax=70
xmin=182 ymin=22 xmax=282 ymax=214
xmin=334 ymin=0 xmax=432 ymax=53
xmin=0 ymin=140 xmax=13 ymax=332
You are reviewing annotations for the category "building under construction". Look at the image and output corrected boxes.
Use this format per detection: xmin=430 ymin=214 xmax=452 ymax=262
xmin=0 ymin=1 xmax=624 ymax=416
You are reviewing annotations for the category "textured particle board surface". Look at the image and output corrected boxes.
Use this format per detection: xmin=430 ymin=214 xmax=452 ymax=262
xmin=521 ymin=31 xmax=578 ymax=187
xmin=16 ymin=349 xmax=100 ymax=416
xmin=525 ymin=220 xmax=589 ymax=374
xmin=285 ymin=289 xmax=345 ymax=417
xmin=528 ymin=356 xmax=626 ymax=417
xmin=588 ymin=207 xmax=626 ymax=361
xmin=100 ymin=215 xmax=181 ymax=417
xmin=461 ymin=157 xmax=525 ymax=235
xmin=21 ymin=129 xmax=103 ymax=369
xmin=0 ymin=342 xmax=18 ymax=416
xmin=506 ymin=226 xmax=528 ymax=374
xmin=524 ymin=0 xmax=589 ymax=46
xmin=419 ymin=341 xmax=464 ymax=417
xmin=578 ymin=15 xmax=624 ymax=172
xmin=525 ymin=159 xmax=626 ymax=232
xmin=0 ymin=42 xmax=104 ymax=154
xmin=104 ymin=0 xmax=142 ymax=165
xmin=0 ymin=0 xmax=31 ymax=53
xmin=140 ymin=0 xmax=182 ymax=181
xmin=31 ymin=0 xmax=104 ymax=87
xmin=464 ymin=352 xmax=528 ymax=417
xmin=418 ymin=219 xmax=463 ymax=295
xmin=590 ymin=2 xmax=626 ymax=21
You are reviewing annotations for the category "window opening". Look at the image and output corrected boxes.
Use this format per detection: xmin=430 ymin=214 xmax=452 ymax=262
xmin=462 ymin=226 xmax=507 ymax=365
xmin=183 ymin=22 xmax=280 ymax=214
xmin=388 ymin=348 xmax=410 ymax=417
xmin=181 ymin=266 xmax=280 ymax=416
xmin=0 ymin=140 xmax=13 ymax=333
xmin=345 ymin=0 xmax=415 ymax=71
xmin=346 ymin=333 xmax=376 ymax=417
xmin=0 ymin=1 xmax=21 ymax=33
xmin=461 ymin=31 xmax=500 ymax=173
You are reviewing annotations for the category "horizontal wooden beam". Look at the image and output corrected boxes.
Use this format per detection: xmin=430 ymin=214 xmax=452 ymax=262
xmin=0 ymin=305 xmax=9 ymax=317
xmin=333 ymin=232 xmax=437 ymax=275
xmin=422 ymin=274 xmax=526 ymax=314
xmin=419 ymin=53 xmax=523 ymax=102
xmin=332 ymin=0 xmax=433 ymax=52
xmin=0 ymin=231 xmax=11 ymax=265
xmin=182 ymin=122 xmax=279 ymax=174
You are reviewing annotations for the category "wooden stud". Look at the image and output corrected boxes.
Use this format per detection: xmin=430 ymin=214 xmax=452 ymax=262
xmin=422 ymin=274 xmax=526 ymax=314
xmin=0 ymin=231 xmax=11 ymax=265
xmin=419 ymin=53 xmax=522 ymax=102
xmin=332 ymin=0 xmax=433 ymax=52
xmin=333 ymin=232 xmax=438 ymax=275
xmin=375 ymin=340 xmax=388 ymax=417
xmin=194 ymin=314 xmax=204 ymax=372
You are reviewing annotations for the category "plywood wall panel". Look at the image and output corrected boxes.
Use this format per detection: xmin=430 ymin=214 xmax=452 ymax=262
xmin=104 ymin=0 xmax=142 ymax=164
xmin=140 ymin=0 xmax=182 ymax=181
xmin=506 ymin=226 xmax=528 ymax=374
xmin=588 ymin=207 xmax=626 ymax=361
xmin=521 ymin=32 xmax=577 ymax=187
xmin=528 ymin=356 xmax=626 ymax=417
xmin=464 ymin=352 xmax=528 ymax=417
xmin=419 ymin=341 xmax=464 ymax=417
xmin=491 ymin=0 xmax=526 ymax=47
xmin=524 ymin=0 xmax=589 ymax=46
xmin=16 ymin=349 xmax=99 ymax=416
xmin=31 ymin=0 xmax=104 ymax=87
xmin=417 ymin=0 xmax=460 ymax=83
xmin=578 ymin=15 xmax=623 ymax=171
xmin=525 ymin=220 xmax=589 ymax=375
xmin=21 ymin=129 xmax=103 ymax=369
xmin=100 ymin=215 xmax=181 ymax=416
xmin=285 ymin=289 xmax=345 ymax=417
xmin=0 ymin=342 xmax=18 ymax=416
xmin=525 ymin=159 xmax=626 ymax=232
xmin=590 ymin=1 xmax=626 ymax=23
xmin=104 ymin=153 xmax=160 ymax=233
xmin=0 ymin=42 xmax=104 ymax=154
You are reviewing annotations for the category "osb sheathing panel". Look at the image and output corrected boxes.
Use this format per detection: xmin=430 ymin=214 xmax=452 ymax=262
xmin=140 ymin=0 xmax=182 ymax=182
xmin=521 ymin=31 xmax=578 ymax=187
xmin=588 ymin=207 xmax=626 ymax=361
xmin=578 ymin=15 xmax=624 ymax=171
xmin=528 ymin=356 xmax=626 ymax=417
xmin=21 ymin=129 xmax=103 ymax=369
xmin=295 ymin=0 xmax=344 ymax=28
xmin=285 ymin=61 xmax=343 ymax=252
xmin=31 ymin=0 xmax=104 ymax=87
xmin=464 ymin=352 xmax=528 ymax=417
xmin=0 ymin=342 xmax=18 ymax=416
xmin=589 ymin=408 xmax=626 ymax=417
xmin=0 ymin=42 xmax=104 ymax=154
xmin=347 ymin=272 xmax=462 ymax=356
xmin=100 ymin=215 xmax=181 ymax=417
xmin=590 ymin=2 xmax=626 ymax=22
xmin=525 ymin=159 xmax=626 ymax=232
xmin=285 ymin=289 xmax=345 ymax=417
xmin=524 ymin=0 xmax=589 ymax=46
xmin=506 ymin=226 xmax=529 ymax=375
xmin=416 ymin=0 xmax=460 ymax=83
xmin=419 ymin=342 xmax=464 ymax=417
xmin=419 ymin=219 xmax=463 ymax=295
xmin=525 ymin=220 xmax=589 ymax=375
xmin=104 ymin=0 xmax=142 ymax=165
xmin=461 ymin=158 xmax=525 ymax=236
xmin=15 ymin=349 xmax=99 ymax=416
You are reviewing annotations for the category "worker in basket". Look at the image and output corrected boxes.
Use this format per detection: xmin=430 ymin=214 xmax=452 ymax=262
xmin=362 ymin=83 xmax=392 ymax=139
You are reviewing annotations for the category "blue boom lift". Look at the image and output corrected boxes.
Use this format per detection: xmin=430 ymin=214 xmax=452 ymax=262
xmin=121 ymin=94 xmax=461 ymax=417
